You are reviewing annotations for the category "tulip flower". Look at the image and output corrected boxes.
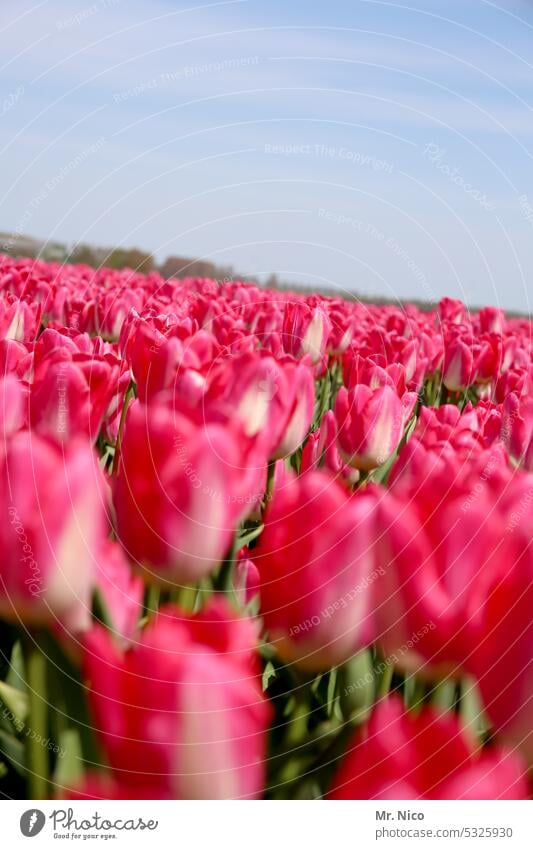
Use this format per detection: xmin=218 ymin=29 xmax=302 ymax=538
xmin=254 ymin=471 xmax=380 ymax=670
xmin=282 ymin=300 xmax=331 ymax=364
xmin=81 ymin=600 xmax=271 ymax=799
xmin=0 ymin=432 xmax=107 ymax=630
xmin=234 ymin=548 xmax=260 ymax=607
xmin=29 ymin=351 xmax=124 ymax=443
xmin=207 ymin=353 xmax=304 ymax=458
xmin=478 ymin=306 xmax=504 ymax=334
xmin=0 ymin=297 xmax=41 ymax=342
xmin=271 ymin=361 xmax=315 ymax=458
xmin=335 ymin=384 xmax=405 ymax=470
xmin=328 ymin=697 xmax=528 ymax=799
xmin=113 ymin=397 xmax=266 ymax=584
xmin=470 ymin=476 xmax=533 ymax=765
xmin=443 ymin=337 xmax=475 ymax=391
xmin=376 ymin=440 xmax=530 ymax=677
xmin=0 ymin=374 xmax=26 ymax=438
xmin=95 ymin=541 xmax=144 ymax=644
xmin=501 ymin=392 xmax=533 ymax=469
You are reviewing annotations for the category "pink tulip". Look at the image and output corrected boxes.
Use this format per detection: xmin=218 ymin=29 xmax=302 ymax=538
xmin=254 ymin=471 xmax=380 ymax=670
xmin=95 ymin=541 xmax=144 ymax=644
xmin=206 ymin=353 xmax=300 ymax=458
xmin=82 ymin=599 xmax=271 ymax=799
xmin=376 ymin=440 xmax=530 ymax=678
xmin=113 ymin=397 xmax=266 ymax=584
xmin=0 ymin=374 xmax=26 ymax=439
xmin=1 ymin=432 xmax=107 ymax=630
xmin=234 ymin=548 xmax=260 ymax=606
xmin=335 ymin=384 xmax=405 ymax=470
xmin=478 ymin=306 xmax=504 ymax=334
xmin=438 ymin=297 xmax=467 ymax=325
xmin=282 ymin=300 xmax=331 ymax=364
xmin=443 ymin=337 xmax=475 ymax=391
xmin=271 ymin=361 xmax=315 ymax=458
xmin=470 ymin=476 xmax=533 ymax=765
xmin=30 ymin=351 xmax=123 ymax=443
xmin=501 ymin=392 xmax=533 ymax=469
xmin=0 ymin=297 xmax=41 ymax=342
xmin=328 ymin=697 xmax=528 ymax=799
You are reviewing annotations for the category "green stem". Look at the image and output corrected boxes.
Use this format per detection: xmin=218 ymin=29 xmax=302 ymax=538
xmin=265 ymin=458 xmax=276 ymax=505
xmin=25 ymin=642 xmax=48 ymax=799
xmin=145 ymin=583 xmax=160 ymax=616
xmin=112 ymin=381 xmax=135 ymax=475
xmin=175 ymin=583 xmax=198 ymax=612
xmin=286 ymin=698 xmax=310 ymax=747
xmin=377 ymin=660 xmax=394 ymax=698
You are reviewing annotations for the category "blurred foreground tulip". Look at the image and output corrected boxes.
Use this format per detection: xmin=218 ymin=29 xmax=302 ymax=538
xmin=0 ymin=432 xmax=107 ymax=630
xmin=328 ymin=697 xmax=528 ymax=799
xmin=81 ymin=600 xmax=270 ymax=799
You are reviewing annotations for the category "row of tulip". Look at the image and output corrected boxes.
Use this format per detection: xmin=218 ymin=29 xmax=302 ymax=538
xmin=0 ymin=252 xmax=531 ymax=799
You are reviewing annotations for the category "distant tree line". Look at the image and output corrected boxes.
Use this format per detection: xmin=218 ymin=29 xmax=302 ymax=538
xmin=0 ymin=230 xmax=525 ymax=317
xmin=0 ymin=232 xmax=244 ymax=282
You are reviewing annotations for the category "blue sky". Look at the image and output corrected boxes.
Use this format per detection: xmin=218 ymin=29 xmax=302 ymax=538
xmin=1 ymin=0 xmax=533 ymax=311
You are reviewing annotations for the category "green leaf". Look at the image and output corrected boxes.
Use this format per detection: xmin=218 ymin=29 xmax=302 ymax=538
xmin=53 ymin=729 xmax=84 ymax=787
xmin=0 ymin=681 xmax=28 ymax=727
xmin=460 ymin=676 xmax=487 ymax=745
xmin=0 ymin=729 xmax=25 ymax=776
xmin=237 ymin=524 xmax=264 ymax=549
xmin=432 ymin=679 xmax=456 ymax=711
xmin=338 ymin=650 xmax=375 ymax=723
xmin=92 ymin=586 xmax=115 ymax=630
xmin=6 ymin=641 xmax=25 ymax=691
xmin=326 ymin=668 xmax=338 ymax=718
xmin=262 ymin=661 xmax=277 ymax=691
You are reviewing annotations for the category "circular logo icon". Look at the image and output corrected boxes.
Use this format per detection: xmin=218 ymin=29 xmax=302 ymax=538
xmin=20 ymin=810 xmax=46 ymax=837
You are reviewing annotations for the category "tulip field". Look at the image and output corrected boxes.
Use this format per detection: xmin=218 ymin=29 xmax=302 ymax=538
xmin=0 ymin=251 xmax=532 ymax=801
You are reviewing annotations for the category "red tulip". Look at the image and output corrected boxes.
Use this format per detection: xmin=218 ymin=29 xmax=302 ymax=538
xmin=282 ymin=300 xmax=331 ymax=364
xmin=113 ymin=397 xmax=266 ymax=583
xmin=95 ymin=541 xmax=144 ymax=644
xmin=335 ymin=384 xmax=405 ymax=470
xmin=328 ymin=697 xmax=528 ymax=799
xmin=254 ymin=471 xmax=380 ymax=670
xmin=0 ymin=432 xmax=107 ymax=630
xmin=0 ymin=296 xmax=41 ymax=342
xmin=470 ymin=475 xmax=533 ymax=765
xmin=377 ymin=440 xmax=529 ymax=677
xmin=206 ymin=353 xmax=314 ymax=459
xmin=82 ymin=600 xmax=271 ymax=799
xmin=443 ymin=337 xmax=475 ymax=391
xmin=30 ymin=351 xmax=123 ymax=443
